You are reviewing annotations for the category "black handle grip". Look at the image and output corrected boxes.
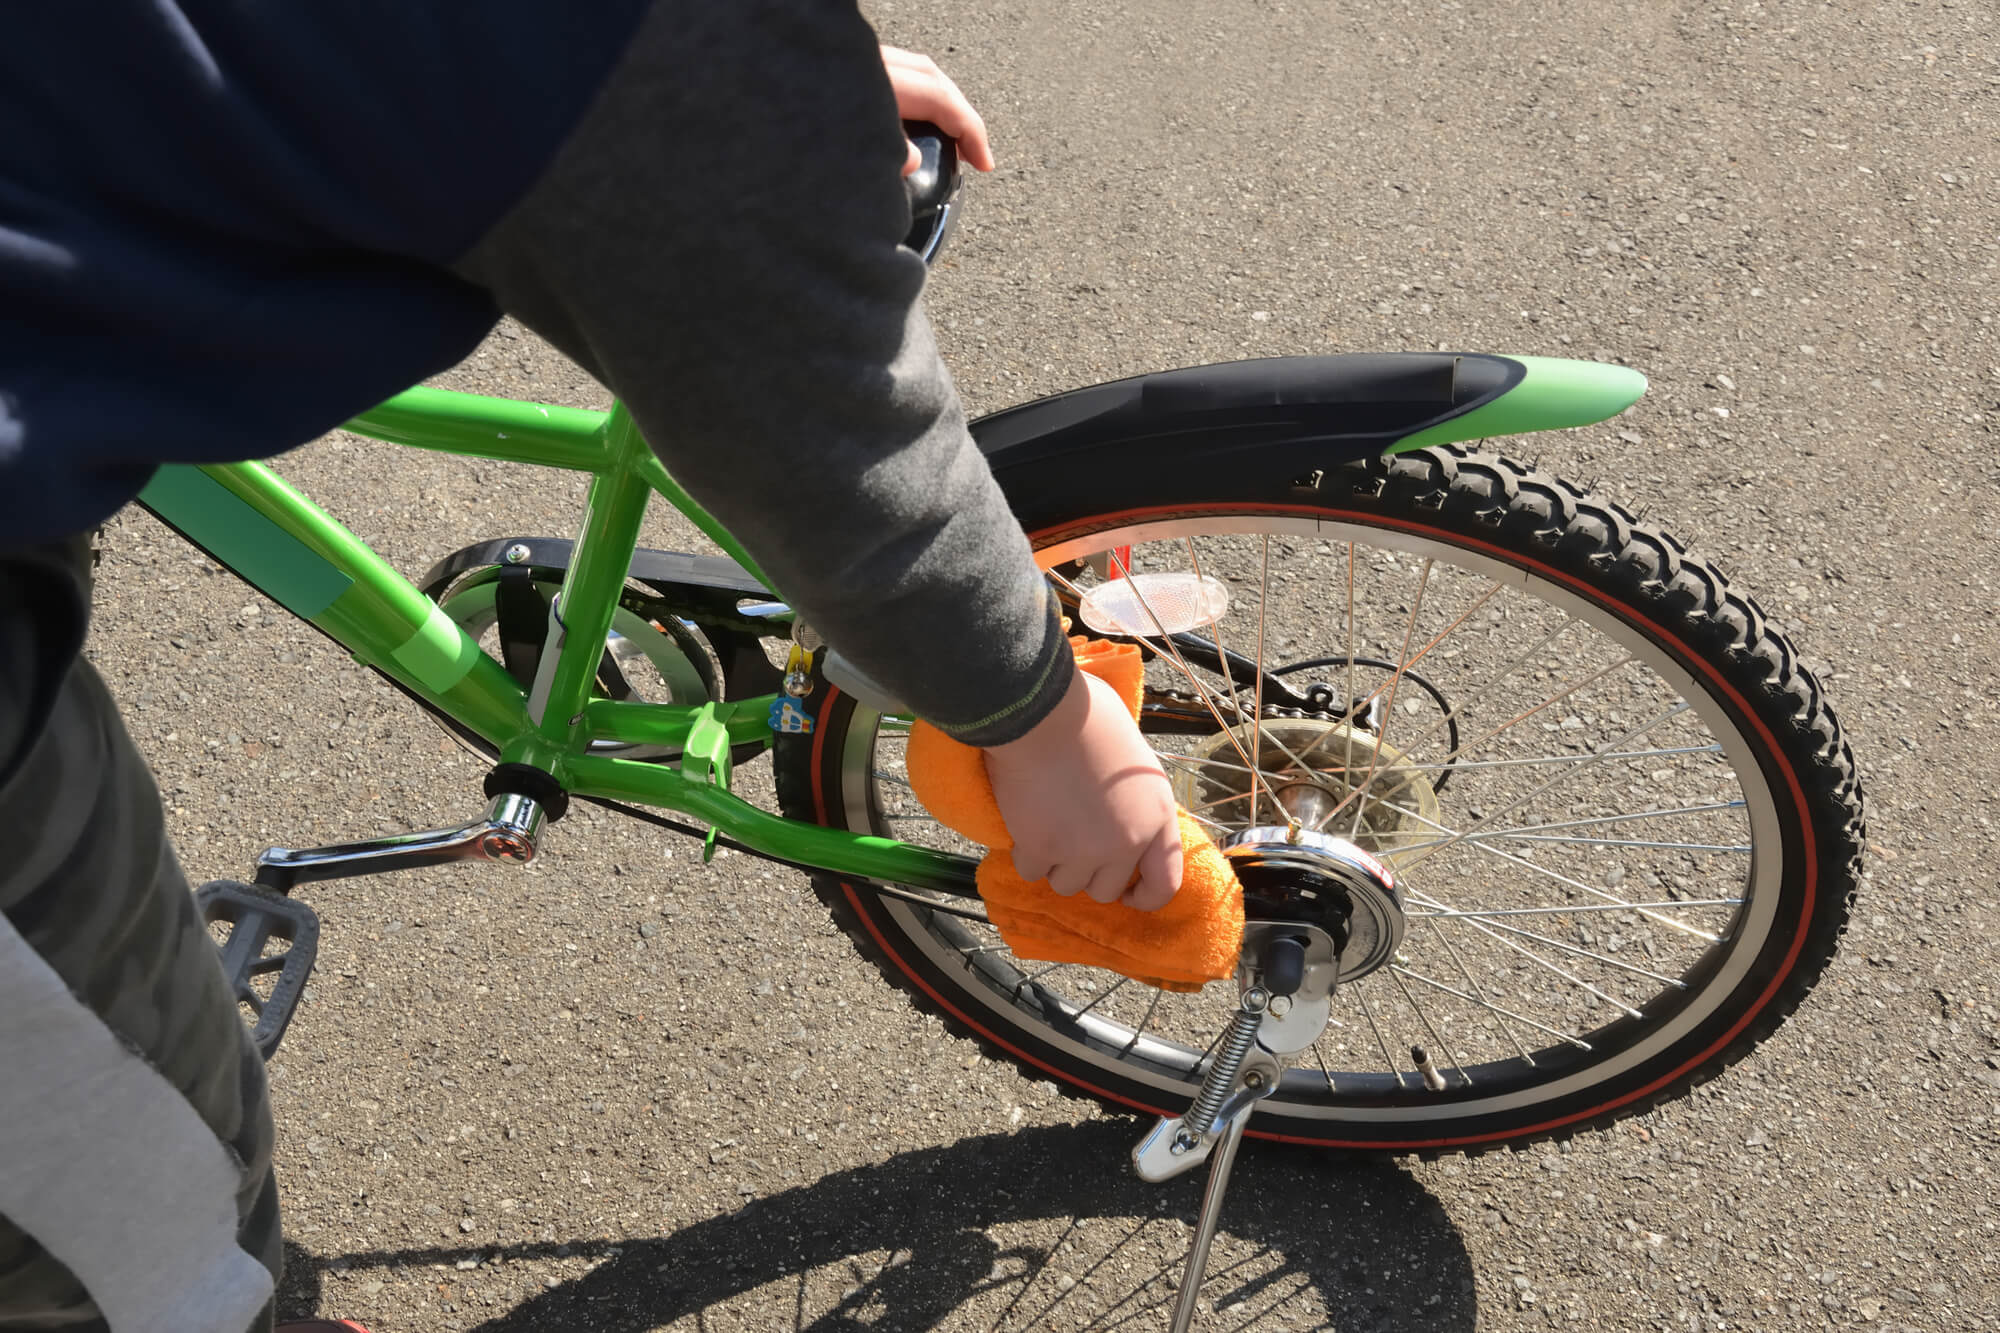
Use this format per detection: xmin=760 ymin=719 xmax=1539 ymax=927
xmin=901 ymin=120 xmax=962 ymax=263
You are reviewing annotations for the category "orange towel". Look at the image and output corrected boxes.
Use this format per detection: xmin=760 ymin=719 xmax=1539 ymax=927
xmin=906 ymin=638 xmax=1244 ymax=990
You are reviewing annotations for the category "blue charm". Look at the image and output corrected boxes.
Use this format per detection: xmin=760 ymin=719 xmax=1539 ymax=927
xmin=768 ymin=696 xmax=815 ymax=735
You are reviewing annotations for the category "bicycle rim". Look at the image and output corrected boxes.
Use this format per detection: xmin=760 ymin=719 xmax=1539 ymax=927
xmin=788 ymin=452 xmax=1856 ymax=1150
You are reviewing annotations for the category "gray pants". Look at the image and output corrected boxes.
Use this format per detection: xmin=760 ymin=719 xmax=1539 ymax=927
xmin=0 ymin=542 xmax=279 ymax=1333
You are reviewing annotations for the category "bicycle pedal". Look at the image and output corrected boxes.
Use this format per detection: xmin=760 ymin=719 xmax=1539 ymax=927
xmin=196 ymin=880 xmax=319 ymax=1061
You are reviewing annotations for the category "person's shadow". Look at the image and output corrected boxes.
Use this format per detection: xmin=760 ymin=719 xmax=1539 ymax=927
xmin=283 ymin=1120 xmax=1474 ymax=1332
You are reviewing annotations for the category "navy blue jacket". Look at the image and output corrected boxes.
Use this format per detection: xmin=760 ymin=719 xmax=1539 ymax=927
xmin=1 ymin=1 xmax=648 ymax=540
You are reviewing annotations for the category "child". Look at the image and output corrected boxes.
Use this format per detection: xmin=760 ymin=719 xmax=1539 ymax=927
xmin=0 ymin=5 xmax=1179 ymax=1330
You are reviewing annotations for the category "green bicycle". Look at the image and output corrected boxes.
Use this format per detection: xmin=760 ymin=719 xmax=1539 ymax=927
xmin=144 ymin=132 xmax=1863 ymax=1178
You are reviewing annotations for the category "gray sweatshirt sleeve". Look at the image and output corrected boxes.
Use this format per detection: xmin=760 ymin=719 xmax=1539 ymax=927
xmin=450 ymin=0 xmax=1072 ymax=747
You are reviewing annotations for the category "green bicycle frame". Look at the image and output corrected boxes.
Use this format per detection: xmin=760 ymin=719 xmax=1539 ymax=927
xmin=138 ymin=388 xmax=975 ymax=894
xmin=138 ymin=353 xmax=1643 ymax=897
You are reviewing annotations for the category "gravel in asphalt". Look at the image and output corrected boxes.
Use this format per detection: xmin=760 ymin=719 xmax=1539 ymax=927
xmin=83 ymin=1 xmax=1996 ymax=1329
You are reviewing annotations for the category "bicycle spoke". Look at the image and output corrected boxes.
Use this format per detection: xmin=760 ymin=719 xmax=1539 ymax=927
xmin=1455 ymin=801 xmax=1750 ymax=838
xmin=1184 ymin=536 xmax=1260 ymax=771
xmin=1220 ymin=713 xmax=1364 ymax=818
xmin=1421 ymin=906 xmax=1646 ymax=1018
xmin=866 ymin=883 xmax=993 ymax=922
xmin=1406 ymin=899 xmax=1742 ymax=920
xmin=1380 ymin=650 xmax=1641 ymax=794
xmin=1119 ymin=988 xmax=1166 ymax=1055
xmin=1387 ymin=961 xmax=1473 ymax=1087
xmin=1181 ymin=807 xmax=1236 ymax=836
xmin=1362 ymin=743 xmax=1727 ymax=776
xmin=1344 ymin=539 xmax=1358 ymax=782
xmin=1340 ymin=559 xmax=1434 ymax=840
xmin=1415 ymin=913 xmax=1536 ymax=1065
xmin=1409 ymin=900 xmax=1691 ymax=987
xmin=1388 ymin=967 xmax=1595 ymax=1051
xmin=1313 ymin=1041 xmax=1339 ymax=1096
xmin=1383 ymin=791 xmax=1726 ymax=941
xmin=1482 ymin=833 xmax=1750 ymax=854
xmin=1156 ymin=751 xmax=1261 ymax=778
xmin=1187 ymin=1020 xmax=1228 ymax=1080
xmin=1012 ymin=962 xmax=1066 ymax=997
xmin=1391 ymin=828 xmax=1749 ymax=856
xmin=1352 ymin=981 xmax=1415 ymax=1090
xmin=1378 ymin=616 xmax=1583 ymax=759
xmin=1048 ymin=562 xmax=1279 ymax=818
xmin=1383 ymin=797 xmax=1758 ymax=865
xmin=1188 ymin=788 xmax=1258 ymax=817
xmin=1158 ymin=736 xmax=1352 ymax=805
xmin=1419 ymin=823 xmax=1724 ymax=943
xmin=1288 ymin=576 xmax=1501 ymax=773
xmin=1071 ymin=975 xmax=1132 ymax=1019
xmin=1251 ymin=535 xmax=1271 ymax=823
xmin=1392 ymin=699 xmax=1694 ymax=875
xmin=1380 ymin=804 xmax=1665 ymax=1053
xmin=1388 ymin=616 xmax=1583 ymax=756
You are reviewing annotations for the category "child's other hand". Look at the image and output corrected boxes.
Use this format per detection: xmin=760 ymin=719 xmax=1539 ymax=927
xmin=880 ymin=45 xmax=997 ymax=175
xmin=984 ymin=671 xmax=1184 ymax=911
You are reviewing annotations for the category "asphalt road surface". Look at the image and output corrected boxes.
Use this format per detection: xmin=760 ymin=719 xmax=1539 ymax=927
xmin=85 ymin=2 xmax=1996 ymax=1329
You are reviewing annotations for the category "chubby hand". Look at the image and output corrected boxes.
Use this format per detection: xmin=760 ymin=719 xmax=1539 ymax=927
xmin=880 ymin=44 xmax=997 ymax=176
xmin=983 ymin=671 xmax=1185 ymax=910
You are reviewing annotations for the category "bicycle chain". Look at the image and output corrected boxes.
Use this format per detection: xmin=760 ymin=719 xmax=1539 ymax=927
xmin=1150 ymin=683 xmax=1350 ymax=725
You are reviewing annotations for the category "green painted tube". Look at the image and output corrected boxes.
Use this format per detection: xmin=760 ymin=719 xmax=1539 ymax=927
xmin=344 ymin=386 xmax=611 ymax=468
xmin=631 ymin=454 xmax=775 ymax=591
xmin=350 ymin=386 xmax=777 ymax=591
xmin=140 ymin=463 xmax=533 ymax=748
xmin=529 ymin=408 xmax=658 ymax=751
xmin=564 ymin=754 xmax=979 ymax=895
xmin=581 ymin=696 xmax=777 ymax=748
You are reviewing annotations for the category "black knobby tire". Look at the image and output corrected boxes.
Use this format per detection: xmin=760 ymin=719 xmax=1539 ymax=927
xmin=774 ymin=445 xmax=1863 ymax=1154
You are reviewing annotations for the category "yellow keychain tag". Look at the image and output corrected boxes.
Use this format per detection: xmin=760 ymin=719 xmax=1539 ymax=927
xmin=769 ymin=643 xmax=817 ymax=733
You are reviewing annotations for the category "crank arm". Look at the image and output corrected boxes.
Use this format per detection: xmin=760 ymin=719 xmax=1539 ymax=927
xmin=254 ymin=792 xmax=546 ymax=892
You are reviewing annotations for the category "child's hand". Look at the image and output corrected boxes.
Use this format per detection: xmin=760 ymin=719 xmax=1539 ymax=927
xmin=984 ymin=671 xmax=1185 ymax=910
xmin=880 ymin=45 xmax=997 ymax=175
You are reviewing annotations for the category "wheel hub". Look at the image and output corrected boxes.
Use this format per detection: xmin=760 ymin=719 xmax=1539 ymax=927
xmin=1223 ymin=825 xmax=1405 ymax=985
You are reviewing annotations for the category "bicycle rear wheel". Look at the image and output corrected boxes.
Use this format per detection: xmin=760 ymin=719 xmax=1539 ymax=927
xmin=775 ymin=444 xmax=1862 ymax=1153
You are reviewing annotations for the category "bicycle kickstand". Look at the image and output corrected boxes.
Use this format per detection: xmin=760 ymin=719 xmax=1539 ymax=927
xmin=1132 ymin=922 xmax=1338 ymax=1333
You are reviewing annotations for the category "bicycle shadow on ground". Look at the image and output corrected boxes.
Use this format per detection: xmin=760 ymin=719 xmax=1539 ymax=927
xmin=287 ymin=1120 xmax=1473 ymax=1332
